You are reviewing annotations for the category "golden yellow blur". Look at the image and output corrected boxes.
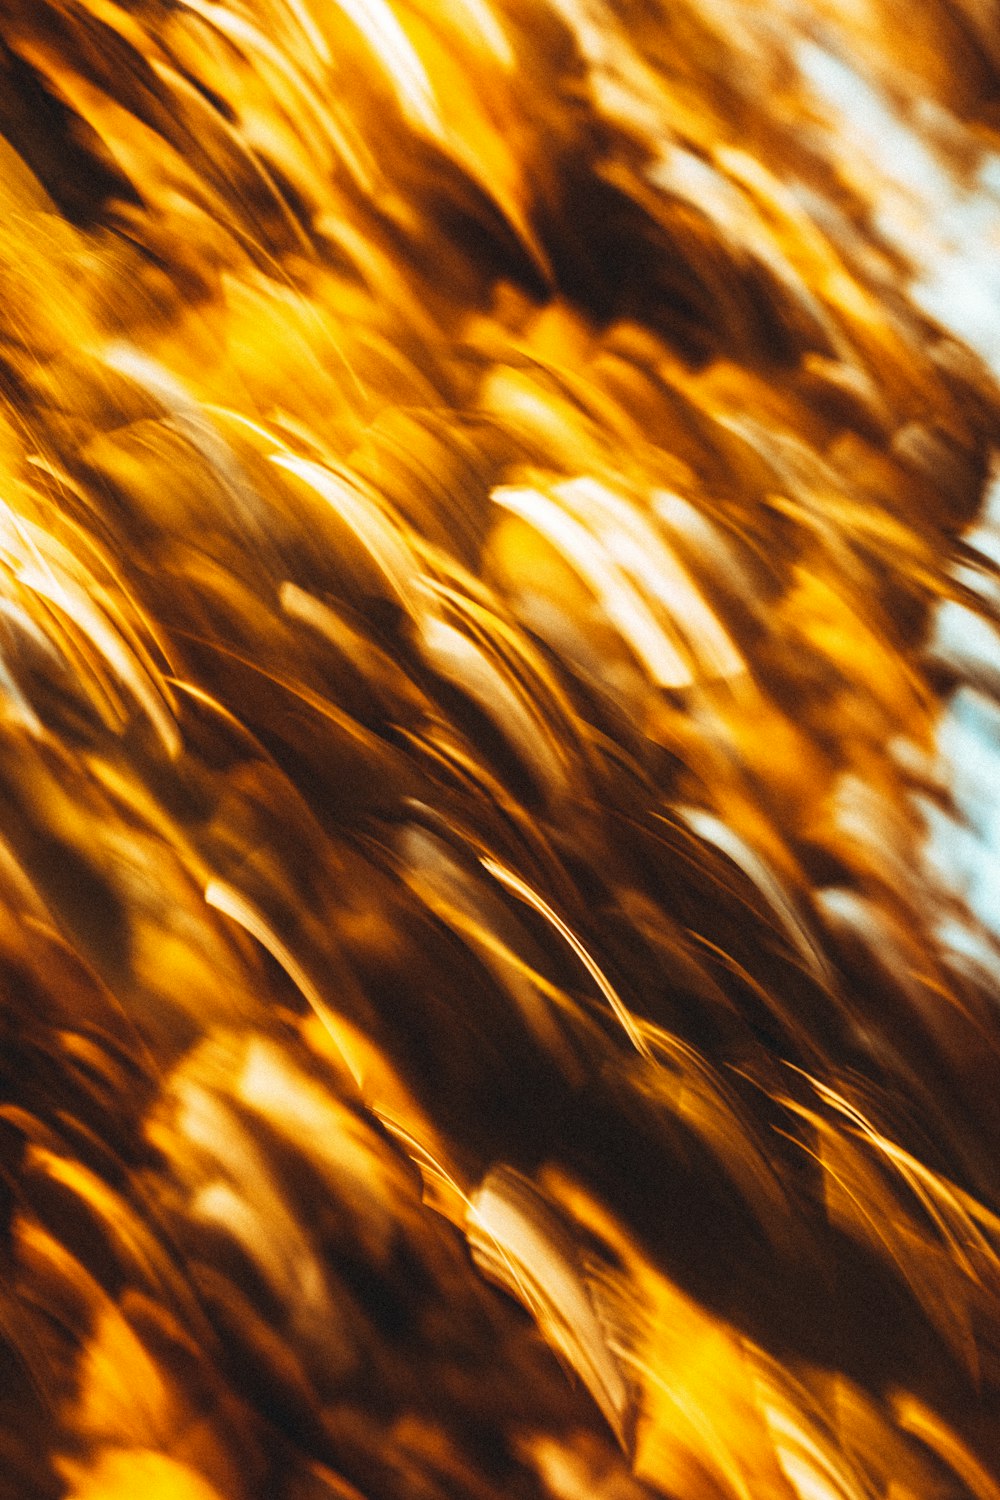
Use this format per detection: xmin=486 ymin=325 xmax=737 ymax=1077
xmin=0 ymin=0 xmax=1000 ymax=1497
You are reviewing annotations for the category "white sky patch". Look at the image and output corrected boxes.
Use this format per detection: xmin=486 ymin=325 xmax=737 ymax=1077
xmin=797 ymin=42 xmax=1000 ymax=369
xmin=797 ymin=43 xmax=1000 ymax=947
xmin=920 ymin=683 xmax=1000 ymax=942
xmin=924 ymin=464 xmax=1000 ymax=946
